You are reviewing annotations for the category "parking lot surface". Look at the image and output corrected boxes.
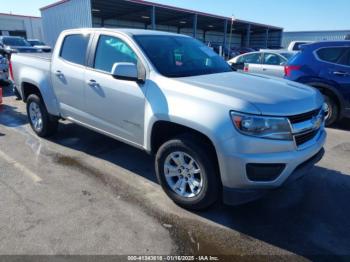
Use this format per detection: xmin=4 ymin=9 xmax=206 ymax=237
xmin=0 ymin=86 xmax=350 ymax=259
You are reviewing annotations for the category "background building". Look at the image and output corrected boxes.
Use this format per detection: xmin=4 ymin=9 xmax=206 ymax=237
xmin=283 ymin=30 xmax=350 ymax=48
xmin=41 ymin=0 xmax=283 ymax=49
xmin=0 ymin=13 xmax=43 ymax=40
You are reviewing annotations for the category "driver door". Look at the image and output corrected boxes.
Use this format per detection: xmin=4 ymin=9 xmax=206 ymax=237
xmin=84 ymin=34 xmax=146 ymax=146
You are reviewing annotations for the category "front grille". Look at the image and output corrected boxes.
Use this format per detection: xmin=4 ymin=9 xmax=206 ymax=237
xmin=295 ymin=130 xmax=319 ymax=146
xmin=288 ymin=108 xmax=321 ymax=124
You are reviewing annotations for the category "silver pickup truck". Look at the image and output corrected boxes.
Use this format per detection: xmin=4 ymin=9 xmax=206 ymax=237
xmin=11 ymin=28 xmax=326 ymax=210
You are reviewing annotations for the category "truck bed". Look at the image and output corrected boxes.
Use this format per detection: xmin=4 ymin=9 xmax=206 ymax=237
xmin=11 ymin=52 xmax=52 ymax=91
xmin=14 ymin=52 xmax=52 ymax=61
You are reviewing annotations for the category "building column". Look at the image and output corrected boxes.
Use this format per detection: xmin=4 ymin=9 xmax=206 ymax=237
xmin=192 ymin=14 xmax=198 ymax=38
xmin=223 ymin=20 xmax=228 ymax=48
xmin=151 ymin=6 xmax=156 ymax=30
xmin=265 ymin=28 xmax=269 ymax=48
xmin=245 ymin=24 xmax=251 ymax=47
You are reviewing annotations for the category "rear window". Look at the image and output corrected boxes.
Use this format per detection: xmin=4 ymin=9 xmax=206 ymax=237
xmin=237 ymin=53 xmax=261 ymax=64
xmin=316 ymin=47 xmax=348 ymax=64
xmin=293 ymin=42 xmax=308 ymax=51
xmin=60 ymin=34 xmax=90 ymax=66
xmin=280 ymin=53 xmax=295 ymax=60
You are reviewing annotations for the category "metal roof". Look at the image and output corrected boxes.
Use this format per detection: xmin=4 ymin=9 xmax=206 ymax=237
xmin=41 ymin=0 xmax=283 ymax=32
xmin=0 ymin=12 xmax=41 ymax=19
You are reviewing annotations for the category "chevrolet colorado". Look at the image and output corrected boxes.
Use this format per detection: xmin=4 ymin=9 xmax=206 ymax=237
xmin=10 ymin=28 xmax=326 ymax=210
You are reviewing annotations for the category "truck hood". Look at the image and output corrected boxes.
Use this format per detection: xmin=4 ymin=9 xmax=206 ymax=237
xmin=175 ymin=72 xmax=323 ymax=116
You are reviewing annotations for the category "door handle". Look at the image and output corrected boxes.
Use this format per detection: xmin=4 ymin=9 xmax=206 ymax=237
xmin=87 ymin=79 xmax=100 ymax=87
xmin=55 ymin=70 xmax=64 ymax=77
xmin=333 ymin=71 xmax=349 ymax=76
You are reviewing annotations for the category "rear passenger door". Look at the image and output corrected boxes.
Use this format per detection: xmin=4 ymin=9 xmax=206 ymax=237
xmin=262 ymin=53 xmax=286 ymax=77
xmin=51 ymin=33 xmax=91 ymax=119
xmin=240 ymin=53 xmax=262 ymax=74
xmin=317 ymin=47 xmax=350 ymax=104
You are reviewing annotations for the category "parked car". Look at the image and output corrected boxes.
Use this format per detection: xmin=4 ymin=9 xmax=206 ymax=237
xmin=231 ymin=47 xmax=255 ymax=55
xmin=11 ymin=28 xmax=326 ymax=210
xmin=27 ymin=39 xmax=52 ymax=53
xmin=228 ymin=50 xmax=295 ymax=77
xmin=209 ymin=43 xmax=238 ymax=59
xmin=0 ymin=36 xmax=41 ymax=57
xmin=287 ymin=41 xmax=314 ymax=52
xmin=285 ymin=41 xmax=350 ymax=126
xmin=0 ymin=55 xmax=9 ymax=84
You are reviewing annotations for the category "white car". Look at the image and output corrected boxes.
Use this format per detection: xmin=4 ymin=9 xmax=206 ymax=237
xmin=228 ymin=50 xmax=295 ymax=78
xmin=287 ymin=41 xmax=314 ymax=51
xmin=27 ymin=39 xmax=52 ymax=53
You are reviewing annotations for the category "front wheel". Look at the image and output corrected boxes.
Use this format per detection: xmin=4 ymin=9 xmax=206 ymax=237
xmin=155 ymin=135 xmax=220 ymax=210
xmin=26 ymin=94 xmax=58 ymax=137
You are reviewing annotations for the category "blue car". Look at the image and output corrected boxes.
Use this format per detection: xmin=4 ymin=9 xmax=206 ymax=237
xmin=285 ymin=41 xmax=350 ymax=125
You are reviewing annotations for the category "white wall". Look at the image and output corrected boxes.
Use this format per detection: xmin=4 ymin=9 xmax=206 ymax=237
xmin=0 ymin=14 xmax=43 ymax=40
xmin=41 ymin=0 xmax=92 ymax=46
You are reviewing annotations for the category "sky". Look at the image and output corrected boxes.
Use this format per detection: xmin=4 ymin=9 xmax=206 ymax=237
xmin=0 ymin=0 xmax=349 ymax=31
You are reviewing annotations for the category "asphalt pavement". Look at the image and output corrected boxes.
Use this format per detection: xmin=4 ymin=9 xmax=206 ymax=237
xmin=1 ymin=85 xmax=350 ymax=260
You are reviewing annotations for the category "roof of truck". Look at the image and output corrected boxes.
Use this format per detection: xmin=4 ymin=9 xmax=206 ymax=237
xmin=63 ymin=28 xmax=188 ymax=37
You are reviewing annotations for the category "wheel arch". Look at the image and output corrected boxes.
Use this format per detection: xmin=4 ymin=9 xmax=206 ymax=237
xmin=306 ymin=81 xmax=345 ymax=117
xmin=149 ymin=120 xmax=222 ymax=183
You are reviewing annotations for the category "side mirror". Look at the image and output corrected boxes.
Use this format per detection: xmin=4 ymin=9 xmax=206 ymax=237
xmin=111 ymin=62 xmax=139 ymax=82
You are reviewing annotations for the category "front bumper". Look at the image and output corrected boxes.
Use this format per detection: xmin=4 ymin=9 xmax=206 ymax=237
xmin=222 ymin=148 xmax=324 ymax=205
xmin=217 ymin=128 xmax=326 ymax=205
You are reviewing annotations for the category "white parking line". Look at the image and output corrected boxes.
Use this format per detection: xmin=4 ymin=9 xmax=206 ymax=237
xmin=0 ymin=149 xmax=42 ymax=183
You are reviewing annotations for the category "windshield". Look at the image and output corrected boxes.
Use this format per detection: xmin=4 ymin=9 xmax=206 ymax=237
xmin=134 ymin=35 xmax=232 ymax=78
xmin=28 ymin=40 xmax=45 ymax=46
xmin=3 ymin=37 xmax=31 ymax=47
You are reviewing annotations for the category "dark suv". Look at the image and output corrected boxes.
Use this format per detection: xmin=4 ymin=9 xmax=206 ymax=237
xmin=285 ymin=41 xmax=350 ymax=125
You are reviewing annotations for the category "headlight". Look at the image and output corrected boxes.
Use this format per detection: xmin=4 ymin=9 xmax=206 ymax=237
xmin=230 ymin=111 xmax=293 ymax=140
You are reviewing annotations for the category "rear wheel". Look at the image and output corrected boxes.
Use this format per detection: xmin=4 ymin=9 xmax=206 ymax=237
xmin=323 ymin=94 xmax=339 ymax=126
xmin=26 ymin=94 xmax=58 ymax=137
xmin=155 ymin=135 xmax=220 ymax=210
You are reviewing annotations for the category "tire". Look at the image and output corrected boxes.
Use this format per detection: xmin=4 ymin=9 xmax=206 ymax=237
xmin=155 ymin=134 xmax=220 ymax=210
xmin=323 ymin=94 xmax=339 ymax=126
xmin=13 ymin=85 xmax=21 ymax=100
xmin=26 ymin=94 xmax=58 ymax=137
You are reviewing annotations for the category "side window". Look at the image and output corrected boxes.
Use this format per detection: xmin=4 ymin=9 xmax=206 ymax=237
xmin=316 ymin=47 xmax=348 ymax=64
xmin=243 ymin=53 xmax=261 ymax=64
xmin=94 ymin=35 xmax=137 ymax=73
xmin=337 ymin=48 xmax=350 ymax=66
xmin=60 ymin=34 xmax=90 ymax=65
xmin=264 ymin=53 xmax=284 ymax=65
